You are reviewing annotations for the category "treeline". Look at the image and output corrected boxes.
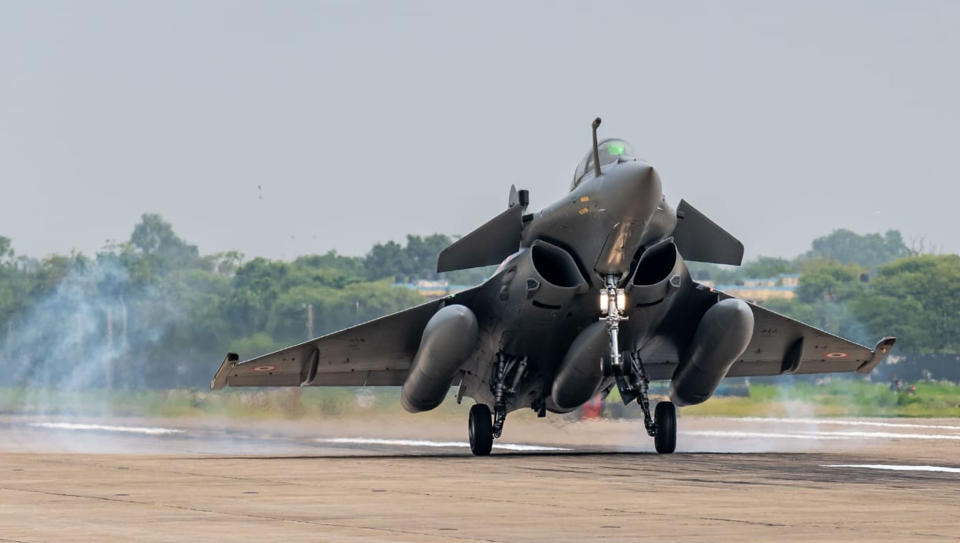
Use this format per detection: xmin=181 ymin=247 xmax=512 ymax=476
xmin=689 ymin=229 xmax=960 ymax=354
xmin=0 ymin=216 xmax=958 ymax=389
xmin=0 ymin=214 xmax=487 ymax=388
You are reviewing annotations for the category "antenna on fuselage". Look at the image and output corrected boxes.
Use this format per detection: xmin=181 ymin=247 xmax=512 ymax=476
xmin=591 ymin=117 xmax=602 ymax=178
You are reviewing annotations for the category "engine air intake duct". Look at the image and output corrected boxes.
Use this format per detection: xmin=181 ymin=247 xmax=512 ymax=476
xmin=627 ymin=239 xmax=686 ymax=306
xmin=509 ymin=240 xmax=588 ymax=308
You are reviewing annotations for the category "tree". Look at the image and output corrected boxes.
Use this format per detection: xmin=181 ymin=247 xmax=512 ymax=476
xmin=365 ymin=240 xmax=409 ymax=281
xmin=795 ymin=260 xmax=865 ymax=303
xmin=403 ymin=234 xmax=451 ymax=279
xmin=802 ymin=229 xmax=910 ymax=271
xmin=0 ymin=236 xmax=12 ymax=262
xmin=741 ymin=257 xmax=797 ymax=279
xmin=852 ymin=255 xmax=960 ymax=353
xmin=128 ymin=213 xmax=201 ymax=277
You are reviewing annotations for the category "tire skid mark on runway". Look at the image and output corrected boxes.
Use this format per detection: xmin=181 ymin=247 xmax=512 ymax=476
xmin=387 ymin=486 xmax=791 ymax=529
xmin=0 ymin=484 xmax=502 ymax=543
xmin=27 ymin=422 xmax=183 ymax=435
xmin=682 ymin=429 xmax=960 ymax=441
xmin=315 ymin=437 xmax=571 ymax=452
xmin=353 ymin=457 xmax=803 ymax=529
xmin=823 ymin=464 xmax=960 ymax=474
xmin=808 ymin=430 xmax=960 ymax=440
xmin=681 ymin=430 xmax=853 ymax=440
xmin=735 ymin=417 xmax=960 ymax=431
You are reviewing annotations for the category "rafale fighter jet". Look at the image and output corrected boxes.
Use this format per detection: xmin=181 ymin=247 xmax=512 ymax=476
xmin=212 ymin=119 xmax=896 ymax=456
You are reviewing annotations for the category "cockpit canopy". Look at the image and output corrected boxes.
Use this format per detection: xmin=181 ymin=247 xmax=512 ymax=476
xmin=571 ymin=138 xmax=637 ymax=191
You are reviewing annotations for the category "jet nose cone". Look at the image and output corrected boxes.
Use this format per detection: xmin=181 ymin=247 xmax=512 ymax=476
xmin=591 ymin=161 xmax=665 ymax=276
xmin=609 ymin=162 xmax=662 ymax=219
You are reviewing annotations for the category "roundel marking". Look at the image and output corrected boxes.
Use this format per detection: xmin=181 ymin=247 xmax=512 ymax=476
xmin=824 ymin=352 xmax=849 ymax=359
xmin=253 ymin=365 xmax=278 ymax=372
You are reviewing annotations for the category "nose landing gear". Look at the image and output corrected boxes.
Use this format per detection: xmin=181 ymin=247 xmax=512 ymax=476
xmin=600 ymin=275 xmax=676 ymax=453
xmin=607 ymin=349 xmax=677 ymax=454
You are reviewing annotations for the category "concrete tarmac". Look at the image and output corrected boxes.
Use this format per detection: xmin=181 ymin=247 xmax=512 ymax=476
xmin=1 ymin=414 xmax=958 ymax=542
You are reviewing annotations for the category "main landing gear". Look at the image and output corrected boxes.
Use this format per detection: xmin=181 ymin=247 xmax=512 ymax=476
xmin=468 ymin=404 xmax=493 ymax=456
xmin=468 ymin=353 xmax=527 ymax=456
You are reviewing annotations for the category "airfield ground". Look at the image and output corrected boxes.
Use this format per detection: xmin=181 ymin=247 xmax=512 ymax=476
xmin=0 ymin=415 xmax=958 ymax=542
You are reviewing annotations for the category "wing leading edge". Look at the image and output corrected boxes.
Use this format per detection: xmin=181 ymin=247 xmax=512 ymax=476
xmin=211 ymin=287 xmax=479 ymax=390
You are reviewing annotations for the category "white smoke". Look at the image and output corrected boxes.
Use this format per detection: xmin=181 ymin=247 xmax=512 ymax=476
xmin=3 ymin=258 xmax=182 ymax=419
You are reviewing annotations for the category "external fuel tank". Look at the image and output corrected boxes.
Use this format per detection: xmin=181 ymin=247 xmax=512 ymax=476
xmin=401 ymin=304 xmax=479 ymax=413
xmin=670 ymin=298 xmax=754 ymax=406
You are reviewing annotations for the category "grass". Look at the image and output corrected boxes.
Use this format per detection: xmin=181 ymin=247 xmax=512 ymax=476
xmin=681 ymin=381 xmax=960 ymax=418
xmin=1 ymin=381 xmax=958 ymax=420
xmin=0 ymin=386 xmax=469 ymax=420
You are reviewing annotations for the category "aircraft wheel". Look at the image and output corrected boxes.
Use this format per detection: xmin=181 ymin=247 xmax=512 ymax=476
xmin=469 ymin=404 xmax=493 ymax=456
xmin=654 ymin=401 xmax=676 ymax=454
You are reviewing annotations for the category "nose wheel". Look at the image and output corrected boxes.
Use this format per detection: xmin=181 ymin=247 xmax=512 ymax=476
xmin=468 ymin=404 xmax=493 ymax=456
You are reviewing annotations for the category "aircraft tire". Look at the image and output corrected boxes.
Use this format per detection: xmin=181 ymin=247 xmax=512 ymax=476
xmin=654 ymin=401 xmax=676 ymax=454
xmin=469 ymin=404 xmax=493 ymax=456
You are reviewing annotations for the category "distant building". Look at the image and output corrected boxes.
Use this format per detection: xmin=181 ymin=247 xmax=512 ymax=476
xmin=715 ymin=273 xmax=800 ymax=302
xmin=779 ymin=274 xmax=800 ymax=287
xmin=396 ymin=279 xmax=472 ymax=297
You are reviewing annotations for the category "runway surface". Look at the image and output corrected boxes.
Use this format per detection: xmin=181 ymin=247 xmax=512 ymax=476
xmin=1 ymin=413 xmax=958 ymax=542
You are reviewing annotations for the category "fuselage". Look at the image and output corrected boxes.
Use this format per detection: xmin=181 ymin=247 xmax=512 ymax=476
xmin=457 ymin=149 xmax=700 ymax=414
xmin=525 ymin=158 xmax=674 ymax=285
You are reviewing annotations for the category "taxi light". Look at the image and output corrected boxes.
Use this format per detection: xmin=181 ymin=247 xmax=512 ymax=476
xmin=600 ymin=289 xmax=627 ymax=313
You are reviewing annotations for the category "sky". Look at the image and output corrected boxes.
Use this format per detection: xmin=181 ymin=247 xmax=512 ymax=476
xmin=1 ymin=0 xmax=958 ymax=261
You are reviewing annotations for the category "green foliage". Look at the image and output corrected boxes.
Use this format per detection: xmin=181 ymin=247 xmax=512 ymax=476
xmin=741 ymin=256 xmax=797 ymax=279
xmin=364 ymin=233 xmax=494 ymax=286
xmin=0 ymin=214 xmax=435 ymax=387
xmin=851 ymin=255 xmax=960 ymax=353
xmin=801 ymin=229 xmax=910 ymax=271
xmin=689 ymin=257 xmax=798 ymax=286
xmin=689 ymin=228 xmax=945 ymax=354
xmin=1 ymin=217 xmax=957 ymax=391
xmin=228 ymin=332 xmax=279 ymax=359
xmin=755 ymin=255 xmax=960 ymax=353
xmin=683 ymin=381 xmax=960 ymax=418
xmin=694 ymin=229 xmax=910 ymax=286
xmin=795 ymin=260 xmax=865 ymax=303
xmin=0 ymin=236 xmax=12 ymax=261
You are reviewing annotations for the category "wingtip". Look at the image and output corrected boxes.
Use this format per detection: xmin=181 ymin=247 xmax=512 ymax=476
xmin=210 ymin=352 xmax=239 ymax=391
xmin=857 ymin=337 xmax=897 ymax=375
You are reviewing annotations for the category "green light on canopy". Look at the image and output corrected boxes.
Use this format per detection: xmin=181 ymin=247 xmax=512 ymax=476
xmin=607 ymin=143 xmax=626 ymax=156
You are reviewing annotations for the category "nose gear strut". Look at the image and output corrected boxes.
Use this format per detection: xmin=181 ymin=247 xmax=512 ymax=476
xmin=615 ymin=351 xmax=656 ymax=437
xmin=600 ymin=275 xmax=628 ymax=370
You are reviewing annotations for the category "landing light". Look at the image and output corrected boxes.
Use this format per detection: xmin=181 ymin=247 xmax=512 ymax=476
xmin=600 ymin=289 xmax=627 ymax=314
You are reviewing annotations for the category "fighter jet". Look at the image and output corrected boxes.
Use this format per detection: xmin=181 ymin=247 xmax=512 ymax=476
xmin=211 ymin=119 xmax=895 ymax=456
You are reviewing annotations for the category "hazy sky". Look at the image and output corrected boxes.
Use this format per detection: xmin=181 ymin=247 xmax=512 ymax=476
xmin=2 ymin=1 xmax=958 ymax=261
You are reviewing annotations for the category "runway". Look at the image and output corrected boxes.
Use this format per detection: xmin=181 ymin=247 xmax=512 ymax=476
xmin=1 ymin=414 xmax=958 ymax=542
